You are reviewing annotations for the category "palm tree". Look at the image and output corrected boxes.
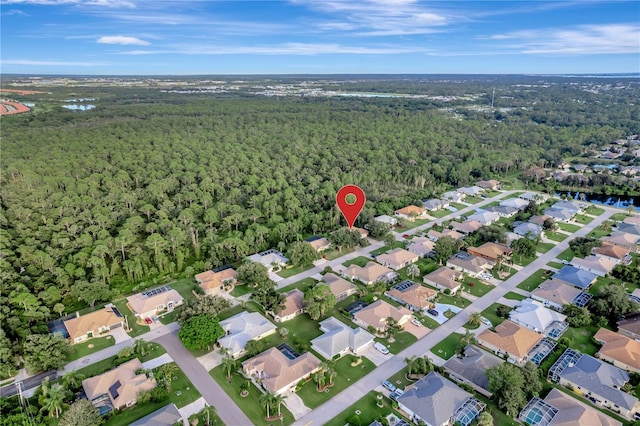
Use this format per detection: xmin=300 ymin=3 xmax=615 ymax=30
xmin=222 ymin=355 xmax=238 ymax=379
xmin=468 ymin=311 xmax=483 ymax=328
xmin=259 ymin=391 xmax=273 ymax=419
xmin=314 ymin=370 xmax=326 ymax=391
xmin=159 ymin=363 xmax=180 ymax=390
xmin=271 ymin=392 xmax=286 ymax=417
xmin=134 ymin=339 xmax=151 ymax=357
xmin=404 ymin=355 xmax=417 ymax=376
xmin=61 ymin=371 xmax=85 ymax=391
xmin=39 ymin=382 xmax=67 ymax=418
xmin=323 ymin=360 xmax=336 ymax=386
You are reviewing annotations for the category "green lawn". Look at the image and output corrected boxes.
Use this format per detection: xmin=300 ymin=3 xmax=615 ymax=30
xmin=587 ymin=226 xmax=613 ymax=240
xmin=112 ymin=299 xmax=150 ymax=337
xmin=546 ymin=261 xmax=564 ymax=269
xmin=68 ymin=336 xmax=116 ymax=361
xmin=557 ymin=222 xmax=581 ymax=233
xmin=324 ymin=391 xmax=405 ymax=426
xmin=516 ymin=269 xmax=551 ymax=291
xmin=370 ymin=241 xmax=405 ymax=256
xmin=460 ymin=278 xmax=494 ymax=297
xmin=491 ymin=266 xmax=518 ymax=280
xmin=324 ymin=247 xmax=355 ymax=261
xmin=375 ymin=331 xmax=418 ymax=354
xmin=503 ymin=292 xmax=526 ymax=301
xmin=230 ymin=284 xmax=253 ymax=297
xmin=465 ymin=196 xmax=484 ymax=204
xmin=297 ymin=355 xmax=376 ymax=409
xmin=574 ymin=214 xmax=594 ymax=225
xmin=500 ymin=192 xmax=523 ymax=200
xmin=104 ymin=400 xmax=169 ymax=426
xmin=73 ymin=355 xmax=118 ymax=378
xmin=395 ymin=218 xmax=432 ymax=231
xmin=277 ymin=263 xmax=314 ymax=278
xmin=481 ymin=303 xmax=510 ymax=327
xmin=210 ymin=365 xmax=295 ymax=426
xmin=386 ymin=366 xmax=417 ymax=389
xmin=159 ymin=362 xmax=201 ymax=408
xmin=170 ymin=278 xmax=202 ymax=302
xmin=515 ymin=254 xmax=537 ymax=267
xmin=556 ymin=248 xmax=575 ymax=262
xmin=189 ymin=406 xmax=225 ymax=426
xmin=462 ymin=209 xmax=477 ymax=217
xmin=431 ymin=333 xmax=463 ymax=360
xmin=342 ymin=256 xmax=373 ymax=268
xmin=435 ymin=293 xmax=472 ymax=308
xmin=584 ymin=205 xmax=605 ymax=216
xmin=611 ymin=212 xmax=629 ymax=222
xmin=588 ymin=276 xmax=622 ymax=296
xmin=545 ymin=231 xmax=569 ymax=242
xmin=428 ymin=209 xmax=450 ymax=218
xmin=536 ymin=241 xmax=556 ymax=253
xmin=562 ymin=325 xmax=600 ymax=355
xmin=450 ymin=202 xmax=467 ymax=210
xmin=278 ymin=277 xmax=318 ymax=294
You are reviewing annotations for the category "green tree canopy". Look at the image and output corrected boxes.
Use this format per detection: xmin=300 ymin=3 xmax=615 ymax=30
xmin=178 ymin=314 xmax=224 ymax=351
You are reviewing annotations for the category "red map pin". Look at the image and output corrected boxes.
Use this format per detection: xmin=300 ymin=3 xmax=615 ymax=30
xmin=336 ymin=185 xmax=366 ymax=229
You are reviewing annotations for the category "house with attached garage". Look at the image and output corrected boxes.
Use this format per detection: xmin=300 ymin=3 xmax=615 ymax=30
xmin=571 ymin=255 xmax=617 ymax=277
xmin=592 ymin=245 xmax=631 ymax=265
xmin=320 ymin=273 xmax=356 ymax=302
xmin=499 ymin=197 xmax=529 ymax=210
xmin=386 ymin=280 xmax=437 ymax=311
xmin=218 ymin=311 xmax=277 ymax=358
xmin=442 ymin=191 xmax=465 ymax=203
xmin=422 ymin=199 xmax=449 ymax=212
xmin=395 ymin=205 xmax=429 ymax=221
xmin=594 ymin=328 xmax=640 ymax=374
xmin=477 ymin=320 xmax=543 ymax=365
xmin=444 ymin=345 xmax=503 ymax=397
xmin=552 ymin=266 xmax=597 ymax=290
xmin=126 ymin=286 xmax=183 ymax=320
xmin=374 ymin=214 xmax=398 ymax=226
xmin=423 ymin=266 xmax=464 ymax=295
xmin=466 ymin=242 xmax=512 ymax=263
xmin=602 ymin=232 xmax=640 ymax=253
xmin=508 ymin=298 xmax=568 ymax=338
xmin=476 ymin=179 xmax=501 ymax=190
xmin=310 ymin=317 xmax=374 ymax=360
xmin=450 ymin=220 xmax=482 ymax=235
xmin=617 ymin=313 xmax=640 ymax=341
xmin=375 ymin=248 xmax=419 ymax=270
xmin=544 ymin=207 xmax=575 ymax=223
xmin=530 ymin=279 xmax=591 ymax=311
xmin=63 ymin=305 xmax=124 ymax=344
xmin=342 ymin=261 xmax=396 ymax=285
xmin=514 ymin=222 xmax=544 ymax=239
xmin=485 ymin=205 xmax=518 ymax=218
xmin=270 ymin=289 xmax=304 ymax=322
xmin=406 ymin=236 xmax=435 ymax=258
xmin=242 ymin=348 xmax=321 ymax=395
xmin=353 ymin=300 xmax=412 ymax=333
xmin=457 ymin=186 xmax=484 ymax=197
xmin=305 ymin=236 xmax=331 ymax=252
xmin=248 ymin=248 xmax=289 ymax=272
xmin=195 ymin=265 xmax=237 ymax=296
xmin=446 ymin=253 xmax=494 ymax=278
xmin=467 ymin=210 xmax=500 ymax=226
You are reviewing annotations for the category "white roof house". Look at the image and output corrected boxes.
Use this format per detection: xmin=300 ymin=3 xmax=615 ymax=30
xmin=570 ymin=255 xmax=617 ymax=277
xmin=310 ymin=317 xmax=374 ymax=360
xmin=248 ymin=249 xmax=289 ymax=272
xmin=467 ymin=211 xmax=500 ymax=226
xmin=509 ymin=299 xmax=567 ymax=338
xmin=374 ymin=215 xmax=398 ymax=226
xmin=218 ymin=312 xmax=277 ymax=358
xmin=499 ymin=198 xmax=529 ymax=210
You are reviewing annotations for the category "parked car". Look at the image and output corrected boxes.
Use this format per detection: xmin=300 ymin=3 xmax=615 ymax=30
xmin=411 ymin=318 xmax=422 ymax=327
xmin=144 ymin=317 xmax=152 ymax=324
xmin=402 ymin=234 xmax=410 ymax=238
xmin=375 ymin=342 xmax=390 ymax=355
xmin=481 ymin=317 xmax=492 ymax=326
xmin=427 ymin=309 xmax=439 ymax=317
xmin=382 ymin=380 xmax=396 ymax=392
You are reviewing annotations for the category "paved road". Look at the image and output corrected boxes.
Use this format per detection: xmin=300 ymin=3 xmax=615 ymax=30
xmin=293 ymin=206 xmax=615 ymax=426
xmin=0 ymin=370 xmax=57 ymax=398
xmin=153 ymin=331 xmax=253 ymax=426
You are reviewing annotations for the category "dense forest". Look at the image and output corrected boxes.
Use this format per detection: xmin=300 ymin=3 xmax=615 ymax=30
xmin=1 ymin=76 xmax=639 ymax=377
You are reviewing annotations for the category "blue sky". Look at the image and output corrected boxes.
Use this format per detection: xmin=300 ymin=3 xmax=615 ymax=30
xmin=1 ymin=0 xmax=639 ymax=75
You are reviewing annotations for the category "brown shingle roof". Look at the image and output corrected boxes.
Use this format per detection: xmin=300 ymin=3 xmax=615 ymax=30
xmin=478 ymin=321 xmax=543 ymax=359
xmin=276 ymin=289 xmax=304 ymax=317
xmin=376 ymin=248 xmax=418 ymax=269
xmin=195 ymin=268 xmax=237 ymax=292
xmin=423 ymin=267 xmax=463 ymax=289
xmin=64 ymin=307 xmax=123 ymax=341
xmin=126 ymin=289 xmax=183 ymax=317
xmin=467 ymin=242 xmax=512 ymax=261
xmin=593 ymin=245 xmax=630 ymax=260
xmin=387 ymin=283 xmax=436 ymax=310
xmin=343 ymin=261 xmax=393 ymax=283
xmin=321 ymin=273 xmax=356 ymax=297
xmin=242 ymin=348 xmax=321 ymax=394
xmin=308 ymin=237 xmax=331 ymax=251
xmin=594 ymin=328 xmax=640 ymax=371
xmin=395 ymin=205 xmax=426 ymax=216
xmin=353 ymin=300 xmax=412 ymax=329
xmin=542 ymin=388 xmax=622 ymax=426
xmin=531 ymin=279 xmax=581 ymax=307
xmin=82 ymin=359 xmax=156 ymax=410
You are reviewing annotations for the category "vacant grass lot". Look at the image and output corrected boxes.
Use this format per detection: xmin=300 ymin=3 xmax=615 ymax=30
xmin=210 ymin=365 xmax=295 ymax=426
xmin=465 ymin=196 xmax=484 ymax=204
xmin=545 ymin=231 xmax=569 ymax=242
xmin=324 ymin=391 xmax=405 ymax=426
xmin=342 ymin=256 xmax=372 ymax=268
xmin=395 ymin=218 xmax=432 ymax=231
xmin=557 ymin=222 xmax=581 ymax=233
xmin=562 ymin=325 xmax=600 ymax=355
xmin=556 ymin=248 xmax=575 ymax=262
xmin=429 ymin=209 xmax=450 ymax=218
xmin=431 ymin=333 xmax=463 ymax=360
xmin=516 ymin=269 xmax=551 ymax=291
xmin=68 ymin=336 xmax=115 ymax=361
xmin=370 ymin=241 xmax=405 ymax=256
xmin=450 ymin=202 xmax=467 ymax=210
xmin=460 ymin=278 xmax=494 ymax=297
xmin=611 ymin=212 xmax=629 ymax=222
xmin=574 ymin=214 xmax=594 ymax=225
xmin=298 ymin=355 xmax=376 ymax=409
xmin=584 ymin=205 xmax=605 ymax=216
xmin=436 ymin=293 xmax=471 ymax=308
xmin=536 ymin=241 xmax=556 ymax=253
xmin=587 ymin=226 xmax=613 ymax=239
xmin=277 ymin=263 xmax=314 ymax=278
xmin=481 ymin=303 xmax=511 ymax=327
xmin=546 ymin=261 xmax=564 ymax=269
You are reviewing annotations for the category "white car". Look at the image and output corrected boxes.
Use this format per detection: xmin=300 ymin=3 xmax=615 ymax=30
xmin=411 ymin=318 xmax=422 ymax=327
xmin=481 ymin=317 xmax=492 ymax=326
xmin=375 ymin=342 xmax=390 ymax=355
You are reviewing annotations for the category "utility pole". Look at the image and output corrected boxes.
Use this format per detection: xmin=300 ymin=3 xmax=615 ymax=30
xmin=491 ymin=87 xmax=495 ymax=109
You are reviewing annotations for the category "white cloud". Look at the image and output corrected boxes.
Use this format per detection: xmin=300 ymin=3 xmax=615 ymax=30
xmin=1 ymin=59 xmax=107 ymax=66
xmin=97 ymin=35 xmax=150 ymax=45
xmin=485 ymin=24 xmax=640 ymax=55
xmin=1 ymin=9 xmax=30 ymax=16
xmin=3 ymin=0 xmax=135 ymax=7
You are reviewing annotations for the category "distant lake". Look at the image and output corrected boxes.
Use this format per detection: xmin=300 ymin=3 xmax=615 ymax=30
xmin=63 ymin=104 xmax=95 ymax=111
xmin=558 ymin=191 xmax=640 ymax=212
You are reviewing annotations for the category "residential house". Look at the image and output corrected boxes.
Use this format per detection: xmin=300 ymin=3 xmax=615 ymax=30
xmin=270 ymin=289 xmax=304 ymax=322
xmin=82 ymin=359 xmax=156 ymax=412
xmin=457 ymin=186 xmax=484 ymax=197
xmin=352 ymin=227 xmax=370 ymax=238
xmin=553 ymin=200 xmax=585 ymax=214
xmin=310 ymin=317 xmax=374 ymax=360
xmin=444 ymin=345 xmax=503 ymax=397
xmin=63 ymin=306 xmax=124 ymax=344
xmin=321 ymin=273 xmax=356 ymax=302
xmin=467 ymin=242 xmax=512 ymax=262
xmin=422 ymin=199 xmax=449 ymax=212
xmin=519 ymin=192 xmax=548 ymax=203
xmin=508 ymin=299 xmax=568 ymax=338
xmin=544 ymin=207 xmax=575 ymax=223
xmin=195 ymin=266 xmax=237 ymax=296
xmin=467 ymin=211 xmax=500 ymax=226
xmin=514 ymin=222 xmax=544 ymax=239
xmin=623 ymin=215 xmax=640 ymax=226
xmin=423 ymin=267 xmax=464 ymax=295
xmin=477 ymin=320 xmax=544 ymax=365
xmin=531 ymin=279 xmax=590 ymax=311
xmin=618 ymin=313 xmax=640 ymax=340
xmin=126 ymin=287 xmax=183 ymax=320
xmin=353 ymin=300 xmax=412 ymax=333
xmin=397 ymin=372 xmax=486 ymax=426
xmin=442 ymin=191 xmax=465 ymax=203
xmin=552 ymin=266 xmax=598 ymax=290
xmin=342 ymin=261 xmax=396 ymax=285
xmin=594 ymin=328 xmax=640 ymax=373
xmin=499 ymin=198 xmax=529 ymax=210
xmin=218 ymin=311 xmax=277 ymax=358
xmin=476 ymin=179 xmax=501 ymax=190
xmin=130 ymin=404 xmax=182 ymax=426
xmin=242 ymin=348 xmax=321 ymax=395
xmin=446 ymin=253 xmax=493 ymax=278
xmin=305 ymin=236 xmax=331 ymax=252
xmin=593 ymin=245 xmax=631 ymax=265
xmin=571 ymin=255 xmax=617 ymax=277
xmin=406 ymin=236 xmax=435 ymax=258
xmin=248 ymin=249 xmax=289 ymax=272
xmin=386 ymin=280 xmax=437 ymax=311
xmin=485 ymin=205 xmax=518 ymax=218
xmin=519 ymin=388 xmax=622 ymax=426
xmin=395 ymin=205 xmax=428 ymax=221
xmin=549 ymin=349 xmax=640 ymax=419
xmin=374 ymin=215 xmax=398 ymax=226
xmin=450 ymin=220 xmax=482 ymax=235
xmin=529 ymin=214 xmax=552 ymax=227
xmin=615 ymin=223 xmax=640 ymax=237
xmin=427 ymin=229 xmax=464 ymax=242
xmin=375 ymin=248 xmax=419 ymax=270
xmin=602 ymin=232 xmax=640 ymax=253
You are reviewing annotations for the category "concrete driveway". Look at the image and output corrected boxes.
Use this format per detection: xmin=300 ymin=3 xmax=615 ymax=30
xmin=360 ymin=345 xmax=391 ymax=366
xmin=284 ymin=391 xmax=311 ymax=419
xmin=403 ymin=321 xmax=430 ymax=339
xmin=109 ymin=326 xmax=131 ymax=344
